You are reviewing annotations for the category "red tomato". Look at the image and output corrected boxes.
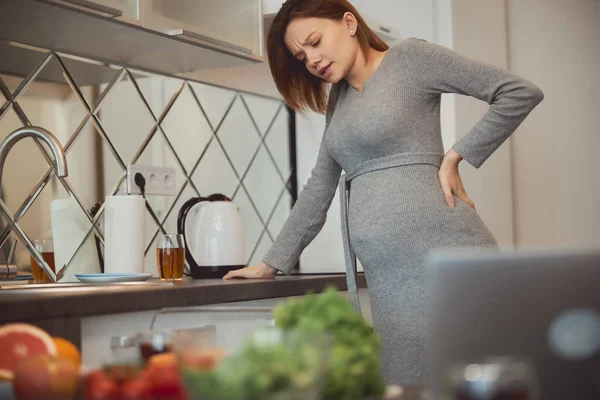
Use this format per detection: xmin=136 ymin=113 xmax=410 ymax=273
xmin=121 ymin=377 xmax=152 ymax=400
xmin=85 ymin=370 xmax=109 ymax=385
xmin=104 ymin=364 xmax=141 ymax=384
xmin=85 ymin=373 xmax=121 ymax=400
xmin=148 ymin=368 xmax=185 ymax=400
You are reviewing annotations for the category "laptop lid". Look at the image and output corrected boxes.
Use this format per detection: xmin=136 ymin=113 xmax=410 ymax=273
xmin=425 ymin=247 xmax=600 ymax=399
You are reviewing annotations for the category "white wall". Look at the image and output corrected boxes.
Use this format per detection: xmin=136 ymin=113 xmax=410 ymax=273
xmin=350 ymin=0 xmax=435 ymax=43
xmin=449 ymin=0 xmax=515 ymax=247
xmin=507 ymin=0 xmax=600 ymax=247
xmin=295 ymin=110 xmax=344 ymax=273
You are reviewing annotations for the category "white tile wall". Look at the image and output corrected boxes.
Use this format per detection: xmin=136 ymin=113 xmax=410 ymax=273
xmin=97 ymin=72 xmax=292 ymax=276
xmin=0 ymin=41 xmax=292 ymax=279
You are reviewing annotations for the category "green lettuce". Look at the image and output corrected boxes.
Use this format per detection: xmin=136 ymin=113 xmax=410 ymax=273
xmin=274 ymin=287 xmax=386 ymax=400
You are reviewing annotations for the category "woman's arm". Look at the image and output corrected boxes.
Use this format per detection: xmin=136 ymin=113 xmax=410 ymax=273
xmin=263 ymin=137 xmax=342 ymax=273
xmin=401 ymin=37 xmax=544 ymax=169
xmin=224 ymin=85 xmax=344 ymax=279
xmin=223 ymin=136 xmax=342 ymax=279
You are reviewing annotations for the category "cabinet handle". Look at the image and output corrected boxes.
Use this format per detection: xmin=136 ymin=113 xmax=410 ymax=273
xmin=47 ymin=0 xmax=123 ymax=18
xmin=167 ymin=29 xmax=253 ymax=57
xmin=150 ymin=306 xmax=273 ymax=330
xmin=110 ymin=334 xmax=137 ymax=349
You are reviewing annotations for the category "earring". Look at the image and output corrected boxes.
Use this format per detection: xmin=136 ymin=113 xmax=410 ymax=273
xmin=350 ymin=29 xmax=355 ymax=35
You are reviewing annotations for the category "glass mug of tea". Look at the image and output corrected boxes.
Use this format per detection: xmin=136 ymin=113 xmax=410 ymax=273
xmin=156 ymin=234 xmax=185 ymax=281
xmin=137 ymin=330 xmax=173 ymax=362
xmin=30 ymin=239 xmax=56 ymax=283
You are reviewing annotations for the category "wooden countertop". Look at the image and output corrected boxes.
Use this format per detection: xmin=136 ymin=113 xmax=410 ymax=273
xmin=0 ymin=274 xmax=367 ymax=324
xmin=0 ymin=275 xmax=431 ymax=397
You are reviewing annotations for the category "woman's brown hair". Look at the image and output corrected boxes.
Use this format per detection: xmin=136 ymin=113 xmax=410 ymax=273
xmin=267 ymin=0 xmax=389 ymax=114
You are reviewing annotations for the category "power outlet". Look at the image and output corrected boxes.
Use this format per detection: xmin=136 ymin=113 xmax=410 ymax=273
xmin=126 ymin=164 xmax=177 ymax=196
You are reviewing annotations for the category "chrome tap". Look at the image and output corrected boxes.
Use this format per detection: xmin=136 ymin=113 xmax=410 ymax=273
xmin=0 ymin=127 xmax=68 ymax=282
xmin=0 ymin=127 xmax=68 ymax=179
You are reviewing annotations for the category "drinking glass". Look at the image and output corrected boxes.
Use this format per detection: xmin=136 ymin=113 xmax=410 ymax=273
xmin=30 ymin=239 xmax=55 ymax=283
xmin=156 ymin=234 xmax=185 ymax=281
xmin=137 ymin=330 xmax=173 ymax=362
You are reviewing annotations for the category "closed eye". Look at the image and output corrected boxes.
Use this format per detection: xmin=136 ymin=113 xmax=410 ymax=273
xmin=297 ymin=39 xmax=320 ymax=63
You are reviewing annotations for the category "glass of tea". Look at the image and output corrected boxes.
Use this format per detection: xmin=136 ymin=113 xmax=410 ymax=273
xmin=156 ymin=234 xmax=185 ymax=281
xmin=137 ymin=330 xmax=173 ymax=362
xmin=30 ymin=239 xmax=56 ymax=283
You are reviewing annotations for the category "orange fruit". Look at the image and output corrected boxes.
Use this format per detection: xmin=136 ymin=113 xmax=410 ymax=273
xmin=0 ymin=323 xmax=57 ymax=380
xmin=52 ymin=337 xmax=81 ymax=368
xmin=13 ymin=355 xmax=80 ymax=400
xmin=177 ymin=347 xmax=227 ymax=371
xmin=148 ymin=352 xmax=177 ymax=369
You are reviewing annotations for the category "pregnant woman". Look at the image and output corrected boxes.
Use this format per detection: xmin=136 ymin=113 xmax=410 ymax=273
xmin=224 ymin=0 xmax=544 ymax=385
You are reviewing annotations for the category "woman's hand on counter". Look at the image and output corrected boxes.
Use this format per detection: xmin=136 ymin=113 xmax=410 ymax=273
xmin=222 ymin=262 xmax=279 ymax=280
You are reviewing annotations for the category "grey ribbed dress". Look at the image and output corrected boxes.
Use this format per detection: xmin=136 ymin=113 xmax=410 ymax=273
xmin=263 ymin=38 xmax=544 ymax=385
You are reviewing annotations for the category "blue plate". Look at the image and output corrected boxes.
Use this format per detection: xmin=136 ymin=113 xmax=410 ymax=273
xmin=75 ymin=272 xmax=153 ymax=283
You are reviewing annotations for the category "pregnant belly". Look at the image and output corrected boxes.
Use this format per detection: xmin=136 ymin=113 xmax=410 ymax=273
xmin=346 ymin=164 xmax=497 ymax=260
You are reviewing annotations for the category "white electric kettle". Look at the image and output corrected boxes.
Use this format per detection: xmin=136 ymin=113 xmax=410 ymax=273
xmin=177 ymin=193 xmax=247 ymax=279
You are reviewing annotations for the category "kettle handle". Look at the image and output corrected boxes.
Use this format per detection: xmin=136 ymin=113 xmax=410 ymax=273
xmin=177 ymin=197 xmax=208 ymax=276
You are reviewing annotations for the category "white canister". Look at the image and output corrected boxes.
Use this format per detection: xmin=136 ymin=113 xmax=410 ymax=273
xmin=104 ymin=195 xmax=145 ymax=274
xmin=50 ymin=197 xmax=101 ymax=282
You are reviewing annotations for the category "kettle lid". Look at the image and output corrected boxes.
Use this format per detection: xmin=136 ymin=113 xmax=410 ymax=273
xmin=206 ymin=193 xmax=232 ymax=202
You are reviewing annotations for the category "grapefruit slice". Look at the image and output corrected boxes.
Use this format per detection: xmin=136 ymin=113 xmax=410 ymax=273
xmin=0 ymin=323 xmax=57 ymax=380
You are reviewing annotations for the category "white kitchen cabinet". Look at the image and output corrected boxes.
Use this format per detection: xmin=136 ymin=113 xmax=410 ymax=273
xmin=97 ymin=0 xmax=141 ymax=22
xmin=142 ymin=0 xmax=264 ymax=58
xmin=45 ymin=0 xmax=141 ymax=24
xmin=0 ymin=0 xmax=265 ymax=80
xmin=80 ymin=289 xmax=371 ymax=369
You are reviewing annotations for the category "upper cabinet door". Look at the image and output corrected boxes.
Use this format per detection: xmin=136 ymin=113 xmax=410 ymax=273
xmin=45 ymin=0 xmax=141 ymax=23
xmin=97 ymin=0 xmax=140 ymax=22
xmin=142 ymin=0 xmax=264 ymax=58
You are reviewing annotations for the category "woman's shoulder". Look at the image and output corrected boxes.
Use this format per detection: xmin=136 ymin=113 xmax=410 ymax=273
xmin=388 ymin=37 xmax=458 ymax=77
xmin=389 ymin=37 xmax=439 ymax=60
xmin=391 ymin=37 xmax=427 ymax=50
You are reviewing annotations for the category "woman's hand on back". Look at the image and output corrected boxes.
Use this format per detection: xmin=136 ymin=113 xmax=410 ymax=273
xmin=438 ymin=149 xmax=476 ymax=210
xmin=222 ymin=262 xmax=279 ymax=280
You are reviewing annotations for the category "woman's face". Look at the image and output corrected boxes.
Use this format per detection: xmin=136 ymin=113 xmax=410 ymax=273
xmin=284 ymin=14 xmax=359 ymax=83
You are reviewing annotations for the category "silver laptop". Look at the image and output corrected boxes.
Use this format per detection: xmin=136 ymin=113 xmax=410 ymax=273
xmin=425 ymin=247 xmax=600 ymax=400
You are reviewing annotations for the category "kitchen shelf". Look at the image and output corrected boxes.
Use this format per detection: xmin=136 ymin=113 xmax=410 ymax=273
xmin=0 ymin=0 xmax=264 ymax=81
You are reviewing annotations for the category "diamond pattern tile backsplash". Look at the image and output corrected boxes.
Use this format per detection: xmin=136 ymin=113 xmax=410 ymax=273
xmin=0 ymin=40 xmax=293 ymax=280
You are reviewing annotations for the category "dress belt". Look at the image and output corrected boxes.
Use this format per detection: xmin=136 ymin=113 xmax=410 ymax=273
xmin=338 ymin=152 xmax=444 ymax=311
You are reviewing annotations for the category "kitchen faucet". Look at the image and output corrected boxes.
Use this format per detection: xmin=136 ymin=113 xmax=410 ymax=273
xmin=0 ymin=127 xmax=68 ymax=282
